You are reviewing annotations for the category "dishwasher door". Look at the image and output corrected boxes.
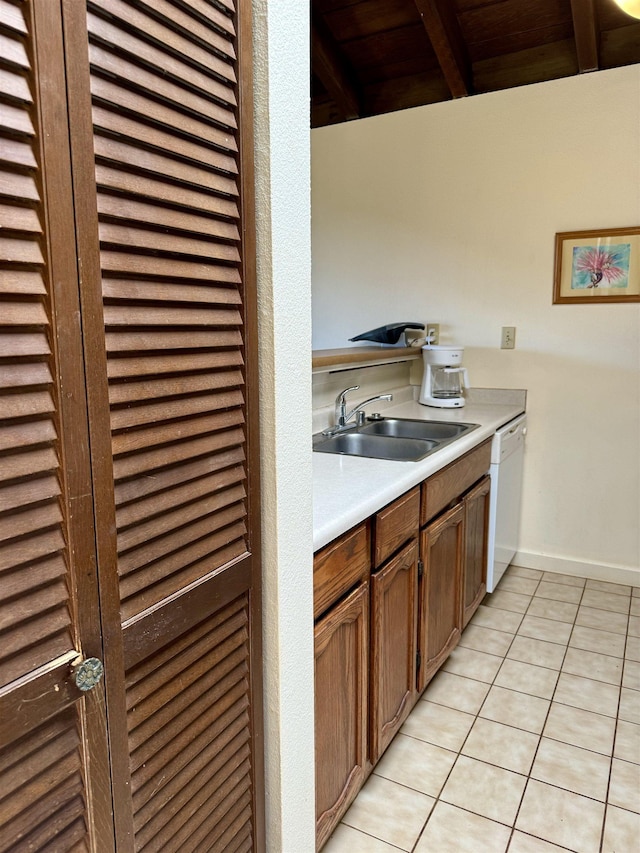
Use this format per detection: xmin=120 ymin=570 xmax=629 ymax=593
xmin=486 ymin=414 xmax=527 ymax=592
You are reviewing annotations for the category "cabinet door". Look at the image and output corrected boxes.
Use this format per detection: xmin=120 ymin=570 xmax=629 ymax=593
xmin=370 ymin=540 xmax=418 ymax=763
xmin=462 ymin=475 xmax=491 ymax=627
xmin=0 ymin=2 xmax=113 ymax=849
xmin=418 ymin=503 xmax=464 ymax=693
xmin=315 ymin=583 xmax=369 ymax=850
xmin=59 ymin=1 xmax=264 ymax=849
xmin=1 ymin=0 xmax=263 ymax=849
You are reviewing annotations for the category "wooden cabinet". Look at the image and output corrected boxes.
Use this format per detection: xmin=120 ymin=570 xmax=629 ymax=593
xmin=314 ymin=439 xmax=493 ymax=849
xmin=418 ymin=502 xmax=465 ymax=692
xmin=313 ymin=525 xmax=370 ymax=849
xmin=462 ymin=475 xmax=491 ymax=627
xmin=370 ymin=539 xmax=419 ymax=763
xmin=315 ymin=583 xmax=369 ymax=851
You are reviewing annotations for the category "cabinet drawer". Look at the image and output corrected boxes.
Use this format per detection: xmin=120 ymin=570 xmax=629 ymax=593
xmin=421 ymin=439 xmax=492 ymax=526
xmin=314 ymin=522 xmax=371 ymax=619
xmin=373 ymin=487 xmax=420 ymax=567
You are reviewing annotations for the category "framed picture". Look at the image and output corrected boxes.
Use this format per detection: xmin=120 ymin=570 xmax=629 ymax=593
xmin=553 ymin=227 xmax=640 ymax=304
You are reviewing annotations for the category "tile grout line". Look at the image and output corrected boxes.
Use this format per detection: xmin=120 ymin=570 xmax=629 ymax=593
xmin=329 ymin=569 xmax=639 ymax=853
xmin=599 ymin=591 xmax=634 ymax=853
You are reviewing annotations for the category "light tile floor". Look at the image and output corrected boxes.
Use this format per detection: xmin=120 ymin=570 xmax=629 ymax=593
xmin=323 ymin=566 xmax=640 ymax=853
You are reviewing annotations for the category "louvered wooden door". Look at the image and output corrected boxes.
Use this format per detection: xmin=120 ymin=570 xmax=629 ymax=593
xmin=0 ymin=1 xmax=113 ymax=850
xmin=1 ymin=0 xmax=263 ymax=851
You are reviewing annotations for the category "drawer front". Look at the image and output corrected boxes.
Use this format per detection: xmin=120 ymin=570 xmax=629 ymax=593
xmin=314 ymin=522 xmax=371 ymax=619
xmin=373 ymin=487 xmax=420 ymax=567
xmin=421 ymin=439 xmax=492 ymax=526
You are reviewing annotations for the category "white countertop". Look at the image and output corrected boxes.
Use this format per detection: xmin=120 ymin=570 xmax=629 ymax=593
xmin=313 ymin=394 xmax=525 ymax=551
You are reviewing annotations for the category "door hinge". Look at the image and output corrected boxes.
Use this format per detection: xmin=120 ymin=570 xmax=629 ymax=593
xmin=417 ymin=559 xmax=424 ymax=579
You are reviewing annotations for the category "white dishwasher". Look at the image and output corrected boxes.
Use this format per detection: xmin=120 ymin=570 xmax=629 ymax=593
xmin=486 ymin=413 xmax=527 ymax=592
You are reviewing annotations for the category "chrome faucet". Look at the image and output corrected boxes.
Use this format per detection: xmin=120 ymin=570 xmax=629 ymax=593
xmin=323 ymin=385 xmax=393 ymax=436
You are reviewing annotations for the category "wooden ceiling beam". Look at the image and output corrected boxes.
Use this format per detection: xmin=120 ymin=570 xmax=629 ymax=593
xmin=570 ymin=0 xmax=599 ymax=71
xmin=413 ymin=0 xmax=471 ymax=98
xmin=311 ymin=13 xmax=361 ymax=121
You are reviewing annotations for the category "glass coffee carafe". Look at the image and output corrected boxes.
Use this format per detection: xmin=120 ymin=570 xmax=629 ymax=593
xmin=431 ymin=366 xmax=467 ymax=399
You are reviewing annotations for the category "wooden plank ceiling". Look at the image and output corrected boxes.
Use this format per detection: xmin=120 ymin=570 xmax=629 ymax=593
xmin=311 ymin=0 xmax=640 ymax=127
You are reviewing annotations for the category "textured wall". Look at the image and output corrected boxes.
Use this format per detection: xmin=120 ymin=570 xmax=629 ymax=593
xmin=312 ymin=66 xmax=640 ymax=582
xmin=253 ymin=1 xmax=315 ymax=848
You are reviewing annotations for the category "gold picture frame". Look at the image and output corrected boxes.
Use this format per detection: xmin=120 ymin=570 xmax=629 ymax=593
xmin=553 ymin=227 xmax=640 ymax=304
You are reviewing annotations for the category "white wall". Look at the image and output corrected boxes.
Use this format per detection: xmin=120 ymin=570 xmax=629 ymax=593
xmin=253 ymin=2 xmax=315 ymax=849
xmin=312 ymin=67 xmax=640 ymax=583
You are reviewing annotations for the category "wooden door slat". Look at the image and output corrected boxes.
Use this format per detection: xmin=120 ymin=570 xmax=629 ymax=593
xmin=118 ymin=500 xmax=245 ymax=575
xmin=92 ymin=107 xmax=238 ymax=176
xmin=0 ymin=331 xmax=50 ymax=357
xmin=0 ymin=32 xmax=29 ymax=69
xmin=0 ymin=553 xmax=66 ymax=603
xmin=110 ymin=389 xmax=244 ymax=432
xmin=0 ymin=499 xmax=63 ymax=543
xmin=107 ymin=349 xmax=243 ymax=380
xmin=0 ymin=445 xmax=58 ymax=480
xmin=89 ymin=45 xmax=236 ymax=128
xmin=0 ymin=67 xmax=32 ymax=105
xmin=102 ymin=279 xmax=242 ymax=308
xmin=101 ymin=253 xmax=241 ymax=283
xmin=133 ymin=731 xmax=248 ymax=837
xmin=0 ymin=420 xmax=56 ymax=453
xmin=126 ymin=603 xmax=246 ymax=704
xmin=120 ymin=533 xmax=246 ymax=619
xmin=0 ymin=525 xmax=65 ymax=572
xmin=0 ymin=102 xmax=34 ymax=136
xmin=93 ymin=135 xmax=238 ymax=197
xmin=0 ymin=361 xmax=52 ymax=388
xmin=0 ymin=0 xmax=26 ymax=33
xmin=2 ymin=389 xmax=54 ymax=418
xmin=105 ymin=328 xmax=242 ymax=353
xmin=90 ymin=77 xmax=237 ymax=153
xmin=0 ymin=474 xmax=60 ymax=513
xmin=125 ymin=0 xmax=236 ymax=59
xmin=108 ymin=368 xmax=243 ymax=405
xmin=0 ymin=202 xmax=41 ymax=234
xmin=112 ymin=426 xmax=244 ymax=479
xmin=0 ymin=168 xmax=39 ymax=201
xmin=128 ymin=642 xmax=247 ymax=738
xmin=0 ymin=298 xmax=48 ymax=325
xmin=98 ymin=223 xmax=240 ymax=261
xmin=0 ymin=138 xmax=38 ymax=169
xmin=97 ymin=192 xmax=239 ymax=239
xmin=89 ymin=0 xmax=236 ymax=81
xmin=87 ymin=12 xmax=236 ymax=107
xmin=118 ymin=482 xmax=245 ymax=555
xmin=0 ymin=270 xmax=46 ymax=295
xmin=129 ymin=678 xmax=247 ymax=772
xmin=0 ymin=237 xmax=44 ymax=266
xmin=95 ymin=165 xmax=238 ymax=219
xmin=104 ymin=304 xmax=242 ymax=328
xmin=114 ymin=447 xmax=244 ymax=505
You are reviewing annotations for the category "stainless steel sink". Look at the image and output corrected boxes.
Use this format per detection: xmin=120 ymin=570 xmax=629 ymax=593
xmin=314 ymin=431 xmax=439 ymax=462
xmin=359 ymin=418 xmax=476 ymax=441
xmin=313 ymin=418 xmax=479 ymax=461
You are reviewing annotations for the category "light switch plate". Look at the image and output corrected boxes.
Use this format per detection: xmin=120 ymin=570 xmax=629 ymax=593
xmin=501 ymin=326 xmax=516 ymax=349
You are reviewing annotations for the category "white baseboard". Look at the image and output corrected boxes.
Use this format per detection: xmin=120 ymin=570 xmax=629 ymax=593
xmin=513 ymin=550 xmax=640 ymax=589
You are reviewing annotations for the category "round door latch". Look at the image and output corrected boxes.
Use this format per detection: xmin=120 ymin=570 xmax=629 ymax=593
xmin=74 ymin=657 xmax=104 ymax=692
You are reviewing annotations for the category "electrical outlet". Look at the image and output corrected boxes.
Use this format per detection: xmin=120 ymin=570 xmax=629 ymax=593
xmin=426 ymin=323 xmax=440 ymax=345
xmin=501 ymin=326 xmax=516 ymax=349
xmin=404 ymin=327 xmax=426 ymax=347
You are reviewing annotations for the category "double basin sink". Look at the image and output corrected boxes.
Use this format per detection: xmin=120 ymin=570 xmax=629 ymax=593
xmin=313 ymin=417 xmax=479 ymax=462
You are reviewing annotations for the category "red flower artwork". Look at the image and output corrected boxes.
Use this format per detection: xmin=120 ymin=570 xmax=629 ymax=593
xmin=574 ymin=246 xmax=628 ymax=288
